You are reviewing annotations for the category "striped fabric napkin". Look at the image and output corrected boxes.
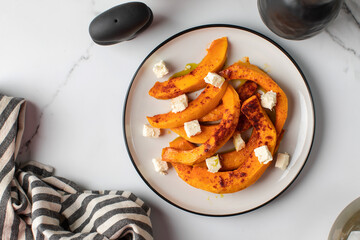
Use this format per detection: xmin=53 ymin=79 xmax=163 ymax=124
xmin=0 ymin=94 xmax=153 ymax=240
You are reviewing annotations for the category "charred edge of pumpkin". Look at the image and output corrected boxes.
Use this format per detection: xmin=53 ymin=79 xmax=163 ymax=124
xmin=236 ymin=114 xmax=252 ymax=132
xmin=237 ymin=81 xmax=258 ymax=102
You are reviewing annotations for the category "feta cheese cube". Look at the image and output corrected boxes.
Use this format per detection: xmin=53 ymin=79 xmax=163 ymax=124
xmin=206 ymin=155 xmax=221 ymax=173
xmin=275 ymin=152 xmax=290 ymax=170
xmin=184 ymin=64 xmax=191 ymax=70
xmin=233 ymin=132 xmax=246 ymax=151
xmin=184 ymin=120 xmax=201 ymax=137
xmin=152 ymin=60 xmax=169 ymax=78
xmin=143 ymin=124 xmax=161 ymax=138
xmin=171 ymin=94 xmax=188 ymax=113
xmin=254 ymin=145 xmax=273 ymax=164
xmin=348 ymin=231 xmax=360 ymax=240
xmin=204 ymin=72 xmax=225 ymax=88
xmin=152 ymin=158 xmax=168 ymax=175
xmin=261 ymin=90 xmax=277 ymax=110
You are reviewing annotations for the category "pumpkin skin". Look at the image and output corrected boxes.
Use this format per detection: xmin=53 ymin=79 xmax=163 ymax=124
xmin=148 ymin=37 xmax=228 ymax=99
xmin=161 ymin=85 xmax=240 ymax=165
xmin=171 ymin=96 xmax=277 ymax=194
xmin=147 ymin=82 xmax=228 ymax=129
xmin=220 ymin=59 xmax=288 ymax=136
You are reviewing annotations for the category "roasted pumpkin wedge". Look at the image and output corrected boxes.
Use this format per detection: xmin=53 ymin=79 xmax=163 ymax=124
xmin=236 ymin=114 xmax=252 ymax=132
xmin=199 ymin=80 xmax=258 ymax=122
xmin=170 ymin=137 xmax=196 ymax=150
xmin=236 ymin=80 xmax=258 ymax=101
xmin=171 ymin=124 xmax=218 ymax=144
xmin=147 ymin=82 xmax=228 ymax=129
xmin=198 ymin=104 xmax=224 ymax=122
xmin=219 ymin=130 xmax=258 ymax=171
xmin=149 ymin=37 xmax=228 ymax=99
xmin=171 ymin=96 xmax=277 ymax=194
xmin=162 ymin=85 xmax=240 ymax=165
xmin=193 ymin=130 xmax=258 ymax=170
xmin=220 ymin=59 xmax=288 ymax=135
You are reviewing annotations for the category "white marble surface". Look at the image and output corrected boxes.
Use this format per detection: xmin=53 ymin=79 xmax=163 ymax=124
xmin=1 ymin=0 xmax=360 ymax=239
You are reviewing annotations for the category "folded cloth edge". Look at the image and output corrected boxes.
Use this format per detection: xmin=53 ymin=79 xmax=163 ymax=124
xmin=0 ymin=93 xmax=153 ymax=240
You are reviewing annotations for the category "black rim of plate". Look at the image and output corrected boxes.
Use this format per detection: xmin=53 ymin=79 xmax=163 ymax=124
xmin=122 ymin=24 xmax=316 ymax=217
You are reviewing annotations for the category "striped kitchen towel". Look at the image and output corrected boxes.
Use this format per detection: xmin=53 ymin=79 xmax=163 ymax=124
xmin=0 ymin=94 xmax=153 ymax=240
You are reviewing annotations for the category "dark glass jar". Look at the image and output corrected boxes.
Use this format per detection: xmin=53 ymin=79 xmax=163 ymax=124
xmin=258 ymin=0 xmax=343 ymax=40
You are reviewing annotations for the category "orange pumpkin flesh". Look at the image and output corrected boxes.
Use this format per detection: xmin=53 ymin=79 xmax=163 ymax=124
xmin=198 ymin=104 xmax=224 ymax=122
xmin=171 ymin=96 xmax=277 ymax=194
xmin=219 ymin=130 xmax=258 ymax=171
xmin=148 ymin=37 xmax=228 ymax=99
xmin=162 ymin=85 xmax=240 ymax=165
xmin=147 ymin=82 xmax=228 ymax=129
xmin=169 ymin=137 xmax=196 ymax=150
xmin=220 ymin=60 xmax=288 ymax=136
xmin=192 ymin=130 xmax=258 ymax=170
xmin=199 ymin=80 xmax=258 ymax=122
xmin=237 ymin=80 xmax=258 ymax=101
xmin=171 ymin=124 xmax=218 ymax=144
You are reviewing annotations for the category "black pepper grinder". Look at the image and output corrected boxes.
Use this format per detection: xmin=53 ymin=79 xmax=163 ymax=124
xmin=89 ymin=2 xmax=153 ymax=45
xmin=257 ymin=0 xmax=343 ymax=40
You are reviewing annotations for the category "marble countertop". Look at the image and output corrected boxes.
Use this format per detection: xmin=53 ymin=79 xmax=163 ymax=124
xmin=1 ymin=0 xmax=360 ymax=239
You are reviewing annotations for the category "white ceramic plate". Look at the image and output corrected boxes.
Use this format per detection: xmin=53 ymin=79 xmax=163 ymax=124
xmin=123 ymin=25 xmax=315 ymax=216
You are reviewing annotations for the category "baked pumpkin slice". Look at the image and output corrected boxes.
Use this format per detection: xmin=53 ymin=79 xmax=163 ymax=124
xmin=193 ymin=130 xmax=258 ymax=170
xmin=147 ymin=81 xmax=228 ymax=129
xmin=171 ymin=116 xmax=253 ymax=145
xmin=162 ymin=85 xmax=240 ymax=165
xmin=220 ymin=59 xmax=288 ymax=136
xmin=199 ymin=80 xmax=258 ymax=123
xmin=172 ymin=96 xmax=277 ymax=194
xmin=198 ymin=104 xmax=224 ymax=122
xmin=171 ymin=124 xmax=217 ymax=144
xmin=149 ymin=37 xmax=228 ymax=99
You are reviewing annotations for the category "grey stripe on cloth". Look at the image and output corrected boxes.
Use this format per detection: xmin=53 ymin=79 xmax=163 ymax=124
xmin=0 ymin=94 xmax=153 ymax=240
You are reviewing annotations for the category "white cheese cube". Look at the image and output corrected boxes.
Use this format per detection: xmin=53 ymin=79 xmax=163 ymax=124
xmin=254 ymin=145 xmax=273 ymax=164
xmin=152 ymin=60 xmax=169 ymax=78
xmin=275 ymin=152 xmax=290 ymax=170
xmin=206 ymin=155 xmax=221 ymax=173
xmin=204 ymin=72 xmax=225 ymax=88
xmin=143 ymin=124 xmax=161 ymax=138
xmin=184 ymin=120 xmax=201 ymax=137
xmin=171 ymin=94 xmax=188 ymax=113
xmin=184 ymin=64 xmax=192 ymax=70
xmin=152 ymin=158 xmax=168 ymax=175
xmin=261 ymin=90 xmax=277 ymax=110
xmin=233 ymin=132 xmax=246 ymax=151
xmin=348 ymin=231 xmax=360 ymax=240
